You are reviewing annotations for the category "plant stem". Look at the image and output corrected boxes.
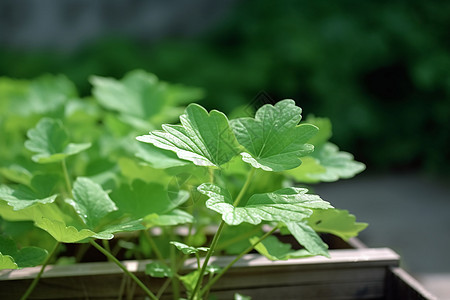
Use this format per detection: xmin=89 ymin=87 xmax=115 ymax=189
xmin=233 ymin=168 xmax=255 ymax=206
xmin=61 ymin=159 xmax=72 ymax=196
xmin=169 ymin=229 xmax=180 ymax=300
xmin=188 ymin=220 xmax=225 ymax=300
xmin=102 ymin=240 xmax=113 ymax=262
xmin=143 ymin=230 xmax=166 ymax=265
xmin=208 ymin=168 xmax=215 ymax=184
xmin=156 ymin=277 xmax=172 ymax=299
xmin=199 ymin=226 xmax=278 ymax=297
xmin=21 ymin=242 xmax=60 ymax=300
xmin=215 ymin=225 xmax=262 ymax=252
xmin=74 ymin=243 xmax=90 ymax=262
xmin=89 ymin=240 xmax=158 ymax=300
xmin=189 ymin=167 xmax=256 ymax=300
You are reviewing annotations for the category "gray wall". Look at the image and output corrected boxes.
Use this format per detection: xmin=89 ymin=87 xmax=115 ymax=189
xmin=0 ymin=0 xmax=236 ymax=51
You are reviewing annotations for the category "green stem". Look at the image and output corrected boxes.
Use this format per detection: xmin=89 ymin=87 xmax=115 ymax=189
xmin=143 ymin=230 xmax=166 ymax=264
xmin=199 ymin=226 xmax=278 ymax=297
xmin=74 ymin=243 xmax=90 ymax=262
xmin=90 ymin=240 xmax=158 ymax=300
xmin=195 ymin=253 xmax=201 ymax=270
xmin=21 ymin=242 xmax=60 ymax=300
xmin=233 ymin=168 xmax=255 ymax=206
xmin=188 ymin=220 xmax=225 ymax=300
xmin=102 ymin=240 xmax=113 ymax=262
xmin=189 ymin=168 xmax=256 ymax=300
xmin=208 ymin=168 xmax=215 ymax=184
xmin=156 ymin=277 xmax=172 ymax=299
xmin=169 ymin=229 xmax=180 ymax=300
xmin=61 ymin=159 xmax=72 ymax=196
xmin=215 ymin=225 xmax=262 ymax=252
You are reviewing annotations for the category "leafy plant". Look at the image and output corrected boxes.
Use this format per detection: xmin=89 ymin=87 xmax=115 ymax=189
xmin=0 ymin=72 xmax=366 ymax=300
xmin=136 ymin=99 xmax=367 ymax=299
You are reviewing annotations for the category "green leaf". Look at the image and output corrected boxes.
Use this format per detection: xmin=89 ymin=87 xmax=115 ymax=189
xmin=91 ymin=70 xmax=203 ymax=127
xmin=137 ymin=103 xmax=240 ymax=167
xmin=91 ymin=71 xmax=162 ymax=119
xmin=179 ymin=270 xmax=201 ymax=293
xmin=283 ymin=157 xmax=326 ymax=183
xmin=94 ymin=220 xmax=146 ymax=240
xmin=0 ymin=164 xmax=32 ymax=185
xmin=0 ymin=253 xmax=18 ymax=270
xmin=111 ymin=180 xmax=189 ymax=219
xmin=219 ymin=223 xmax=262 ymax=255
xmin=308 ymin=143 xmax=366 ymax=182
xmin=235 ymin=293 xmax=252 ymax=300
xmin=0 ymin=236 xmax=48 ymax=269
xmin=304 ymin=116 xmax=332 ymax=147
xmin=287 ymin=143 xmax=365 ymax=183
xmin=251 ymin=235 xmax=312 ymax=261
xmin=0 ymin=178 xmax=57 ymax=211
xmin=25 ymin=118 xmax=91 ymax=163
xmin=0 ymin=200 xmax=68 ymax=224
xmin=308 ymin=209 xmax=368 ymax=240
xmin=10 ymin=74 xmax=77 ymax=116
xmin=118 ymin=157 xmax=172 ymax=185
xmin=285 ymin=222 xmax=329 ymax=257
xmin=170 ymin=241 xmax=209 ymax=255
xmin=145 ymin=262 xmax=173 ymax=278
xmin=230 ymin=100 xmax=318 ymax=171
xmin=35 ymin=218 xmax=97 ymax=243
xmin=136 ymin=143 xmax=190 ymax=169
xmin=66 ymin=177 xmax=117 ymax=228
xmin=285 ymin=116 xmax=365 ymax=183
xmin=1 ymin=174 xmax=61 ymax=215
xmin=199 ymin=184 xmax=332 ymax=226
xmin=143 ymin=209 xmax=193 ymax=227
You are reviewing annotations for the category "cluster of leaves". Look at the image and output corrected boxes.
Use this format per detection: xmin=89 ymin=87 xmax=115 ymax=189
xmin=136 ymin=99 xmax=367 ymax=298
xmin=0 ymin=70 xmax=202 ymax=269
xmin=3 ymin=0 xmax=449 ymax=174
xmin=0 ymin=71 xmax=366 ymax=299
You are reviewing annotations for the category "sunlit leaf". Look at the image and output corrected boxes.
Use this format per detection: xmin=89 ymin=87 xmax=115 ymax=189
xmin=286 ymin=116 xmax=365 ymax=182
xmin=170 ymin=241 xmax=209 ymax=255
xmin=251 ymin=235 xmax=312 ymax=261
xmin=0 ymin=253 xmax=18 ymax=270
xmin=137 ymin=103 xmax=240 ymax=167
xmin=308 ymin=209 xmax=368 ymax=240
xmin=0 ymin=185 xmax=56 ymax=211
xmin=66 ymin=177 xmax=117 ymax=228
xmin=145 ymin=262 xmax=173 ymax=278
xmin=235 ymin=293 xmax=252 ymax=300
xmin=285 ymin=222 xmax=329 ymax=257
xmin=199 ymin=184 xmax=332 ymax=226
xmin=94 ymin=220 xmax=146 ymax=240
xmin=230 ymin=100 xmax=318 ymax=171
xmin=34 ymin=218 xmax=96 ymax=243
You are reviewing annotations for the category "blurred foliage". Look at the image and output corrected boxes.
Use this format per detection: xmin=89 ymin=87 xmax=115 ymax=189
xmin=1 ymin=0 xmax=449 ymax=175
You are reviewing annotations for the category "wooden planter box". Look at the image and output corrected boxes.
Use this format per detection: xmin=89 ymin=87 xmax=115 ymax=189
xmin=0 ymin=239 xmax=436 ymax=300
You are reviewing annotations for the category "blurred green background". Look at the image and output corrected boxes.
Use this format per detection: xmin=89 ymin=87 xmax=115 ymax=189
xmin=1 ymin=0 xmax=449 ymax=176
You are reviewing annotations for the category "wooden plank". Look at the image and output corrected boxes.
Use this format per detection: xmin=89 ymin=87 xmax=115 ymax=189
xmin=385 ymin=267 xmax=438 ymax=300
xmin=0 ymin=248 xmax=399 ymax=299
xmin=0 ymin=248 xmax=399 ymax=281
